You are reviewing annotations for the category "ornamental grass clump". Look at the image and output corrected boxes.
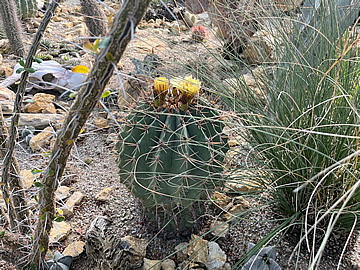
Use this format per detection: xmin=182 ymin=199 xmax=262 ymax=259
xmin=117 ymin=76 xmax=229 ymax=231
xmin=208 ymin=0 xmax=360 ymax=267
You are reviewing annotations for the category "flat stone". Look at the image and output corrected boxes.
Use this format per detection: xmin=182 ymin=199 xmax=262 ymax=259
xmin=0 ymin=85 xmax=15 ymax=113
xmin=143 ymin=258 xmax=161 ymax=270
xmin=62 ymin=191 xmax=85 ymax=217
xmin=94 ymin=117 xmax=109 ymax=129
xmin=23 ymin=93 xmax=56 ymax=114
xmin=16 ymin=113 xmax=64 ymax=130
xmin=175 ymin=242 xmax=188 ymax=262
xmin=209 ymin=221 xmax=229 ymax=238
xmin=224 ymin=198 xmax=250 ymax=220
xmin=63 ymin=241 xmax=85 ymax=258
xmin=29 ymin=126 xmax=54 ymax=151
xmin=95 ymin=187 xmax=112 ymax=202
xmin=55 ymin=186 xmax=71 ymax=201
xmin=49 ymin=221 xmax=71 ymax=244
xmin=20 ymin=169 xmax=39 ymax=189
xmin=206 ymin=242 xmax=227 ymax=270
xmin=122 ymin=236 xmax=148 ymax=258
xmin=225 ymin=169 xmax=267 ymax=192
xmin=212 ymin=191 xmax=231 ymax=208
xmin=187 ymin=234 xmax=208 ymax=264
xmin=161 ymin=259 xmax=176 ymax=270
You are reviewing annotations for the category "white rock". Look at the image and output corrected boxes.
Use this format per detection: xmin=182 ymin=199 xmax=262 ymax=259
xmin=206 ymin=242 xmax=227 ymax=270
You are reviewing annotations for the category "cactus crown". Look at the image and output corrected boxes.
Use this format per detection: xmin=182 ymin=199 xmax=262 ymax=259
xmin=153 ymin=75 xmax=201 ymax=111
xmin=117 ymin=77 xmax=229 ymax=232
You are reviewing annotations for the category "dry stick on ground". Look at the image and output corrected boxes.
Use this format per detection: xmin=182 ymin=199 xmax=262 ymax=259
xmin=0 ymin=0 xmax=25 ymax=57
xmin=1 ymin=0 xmax=60 ymax=235
xmin=30 ymin=0 xmax=152 ymax=268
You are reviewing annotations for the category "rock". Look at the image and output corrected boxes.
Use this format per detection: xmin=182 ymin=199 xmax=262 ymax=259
xmin=186 ymin=0 xmax=209 ymax=14
xmin=20 ymin=169 xmax=39 ymax=189
xmin=95 ymin=187 xmax=112 ymax=202
xmin=0 ymin=39 xmax=11 ymax=54
xmin=55 ymin=186 xmax=71 ymax=201
xmin=243 ymin=33 xmax=272 ymax=65
xmin=175 ymin=242 xmax=188 ymax=262
xmin=228 ymin=136 xmax=242 ymax=147
xmin=122 ymin=236 xmax=148 ymax=258
xmin=183 ymin=11 xmax=197 ymax=27
xmin=221 ymin=262 xmax=232 ymax=270
xmin=180 ymin=24 xmax=188 ymax=31
xmin=29 ymin=126 xmax=54 ymax=151
xmin=49 ymin=221 xmax=71 ymax=244
xmin=187 ymin=234 xmax=208 ymax=264
xmin=143 ymin=258 xmax=161 ymax=270
xmin=161 ymin=259 xmax=176 ymax=270
xmin=171 ymin=23 xmax=181 ymax=35
xmin=94 ymin=117 xmax=109 ymax=129
xmin=62 ymin=191 xmax=85 ymax=217
xmin=117 ymin=77 xmax=150 ymax=110
xmin=206 ymin=242 xmax=227 ymax=270
xmin=0 ymin=85 xmax=15 ymax=100
xmin=242 ymin=243 xmax=280 ymax=270
xmin=16 ymin=113 xmax=64 ymax=130
xmin=86 ymin=216 xmax=145 ymax=269
xmin=0 ymin=85 xmax=15 ymax=114
xmin=224 ymin=199 xmax=250 ymax=220
xmin=209 ymin=221 xmax=229 ymax=238
xmin=63 ymin=241 xmax=85 ymax=258
xmin=0 ymin=65 xmax=13 ymax=78
xmin=212 ymin=191 xmax=231 ymax=208
xmin=225 ymin=169 xmax=268 ymax=193
xmin=23 ymin=93 xmax=56 ymax=114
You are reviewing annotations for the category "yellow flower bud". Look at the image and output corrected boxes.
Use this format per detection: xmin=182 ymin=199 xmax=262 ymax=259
xmin=182 ymin=75 xmax=201 ymax=97
xmin=154 ymin=77 xmax=169 ymax=93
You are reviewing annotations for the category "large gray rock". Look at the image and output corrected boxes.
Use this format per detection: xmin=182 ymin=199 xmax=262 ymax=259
xmin=16 ymin=113 xmax=64 ymax=130
xmin=85 ymin=216 xmax=145 ymax=269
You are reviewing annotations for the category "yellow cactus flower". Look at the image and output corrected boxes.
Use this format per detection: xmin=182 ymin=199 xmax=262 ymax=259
xmin=154 ymin=77 xmax=169 ymax=93
xmin=182 ymin=75 xmax=201 ymax=97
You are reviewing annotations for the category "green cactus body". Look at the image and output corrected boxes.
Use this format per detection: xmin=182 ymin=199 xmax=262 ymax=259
xmin=117 ymin=101 xmax=229 ymax=231
xmin=16 ymin=0 xmax=37 ymax=19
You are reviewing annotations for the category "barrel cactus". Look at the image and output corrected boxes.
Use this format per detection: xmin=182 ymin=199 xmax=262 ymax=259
xmin=117 ymin=76 xmax=229 ymax=231
xmin=15 ymin=0 xmax=37 ymax=19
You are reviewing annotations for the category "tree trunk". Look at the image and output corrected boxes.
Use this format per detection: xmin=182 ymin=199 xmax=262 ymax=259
xmin=0 ymin=0 xmax=25 ymax=57
xmin=30 ymin=0 xmax=151 ymax=268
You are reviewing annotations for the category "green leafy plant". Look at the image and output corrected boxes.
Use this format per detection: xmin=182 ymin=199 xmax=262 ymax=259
xmin=117 ymin=77 xmax=229 ymax=231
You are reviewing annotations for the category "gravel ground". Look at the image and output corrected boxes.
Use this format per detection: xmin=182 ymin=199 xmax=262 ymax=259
xmin=5 ymin=112 xmax=355 ymax=270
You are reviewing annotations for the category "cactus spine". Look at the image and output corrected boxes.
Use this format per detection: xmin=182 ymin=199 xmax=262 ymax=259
xmin=117 ymin=77 xmax=229 ymax=231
